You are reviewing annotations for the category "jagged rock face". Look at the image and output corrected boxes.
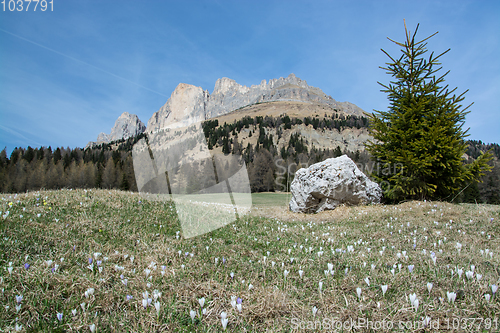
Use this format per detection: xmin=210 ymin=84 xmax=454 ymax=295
xmin=96 ymin=132 xmax=109 ymax=143
xmin=206 ymin=73 xmax=364 ymax=118
xmin=91 ymin=74 xmax=367 ymax=147
xmin=146 ymin=74 xmax=365 ymax=132
xmin=289 ymin=155 xmax=382 ymax=213
xmin=93 ymin=112 xmax=145 ymax=145
xmin=146 ymin=83 xmax=209 ymax=133
xmin=207 ymin=77 xmax=252 ymax=118
xmin=111 ymin=112 xmax=146 ymax=141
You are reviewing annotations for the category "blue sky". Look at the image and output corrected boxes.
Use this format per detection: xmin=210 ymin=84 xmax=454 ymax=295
xmin=1 ymin=0 xmax=499 ymax=155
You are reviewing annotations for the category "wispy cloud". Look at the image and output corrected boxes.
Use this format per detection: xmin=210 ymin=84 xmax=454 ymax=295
xmin=0 ymin=28 xmax=170 ymax=98
xmin=0 ymin=124 xmax=43 ymax=148
xmin=0 ymin=0 xmax=498 ymax=153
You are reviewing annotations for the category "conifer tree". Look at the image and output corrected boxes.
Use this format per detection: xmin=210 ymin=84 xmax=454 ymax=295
xmin=101 ymin=158 xmax=116 ymax=189
xmin=46 ymin=162 xmax=60 ymax=189
xmin=366 ymin=22 xmax=492 ymax=202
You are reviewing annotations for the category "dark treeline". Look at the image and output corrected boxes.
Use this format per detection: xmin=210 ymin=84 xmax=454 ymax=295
xmin=1 ymin=117 xmax=498 ymax=204
xmin=462 ymin=141 xmax=500 ymax=204
xmin=0 ymin=135 xmax=142 ymax=193
xmin=466 ymin=141 xmax=500 ymax=160
xmin=202 ymin=113 xmax=369 ymax=149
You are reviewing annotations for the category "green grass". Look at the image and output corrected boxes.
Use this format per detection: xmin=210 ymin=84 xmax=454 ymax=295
xmin=0 ymin=189 xmax=499 ymax=332
xmin=251 ymin=192 xmax=291 ymax=207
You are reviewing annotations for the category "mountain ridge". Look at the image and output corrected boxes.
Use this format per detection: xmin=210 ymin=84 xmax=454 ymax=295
xmin=89 ymin=74 xmax=365 ymax=146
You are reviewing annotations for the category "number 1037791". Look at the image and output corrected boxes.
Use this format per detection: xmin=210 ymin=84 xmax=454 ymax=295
xmin=2 ymin=0 xmax=53 ymax=11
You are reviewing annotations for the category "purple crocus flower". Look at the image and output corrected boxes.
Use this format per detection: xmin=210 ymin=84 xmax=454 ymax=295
xmin=408 ymin=265 xmax=414 ymax=273
xmin=222 ymin=257 xmax=226 ymax=264
xmin=88 ymin=258 xmax=93 ymax=264
xmin=96 ymin=260 xmax=102 ymax=266
xmin=24 ymin=263 xmax=30 ymax=270
xmin=51 ymin=267 xmax=56 ymax=273
xmin=126 ymin=295 xmax=133 ymax=301
xmin=237 ymin=297 xmax=242 ymax=304
xmin=57 ymin=312 xmax=63 ymax=321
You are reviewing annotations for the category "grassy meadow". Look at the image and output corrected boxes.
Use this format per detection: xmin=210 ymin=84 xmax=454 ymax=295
xmin=0 ymin=189 xmax=499 ymax=332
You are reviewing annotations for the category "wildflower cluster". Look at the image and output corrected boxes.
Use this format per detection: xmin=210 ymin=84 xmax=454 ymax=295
xmin=0 ymin=190 xmax=498 ymax=331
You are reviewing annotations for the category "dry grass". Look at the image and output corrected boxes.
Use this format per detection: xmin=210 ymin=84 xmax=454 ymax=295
xmin=208 ymin=101 xmax=370 ymax=154
xmin=0 ymin=189 xmax=499 ymax=332
xmin=213 ymin=101 xmax=341 ymax=125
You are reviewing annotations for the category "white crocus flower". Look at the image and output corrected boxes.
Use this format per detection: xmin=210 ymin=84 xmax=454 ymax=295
xmin=198 ymin=297 xmax=205 ymax=308
xmin=190 ymin=310 xmax=196 ymax=322
xmin=447 ymin=291 xmax=456 ymax=304
xmin=356 ymin=287 xmax=362 ymax=299
xmin=221 ymin=311 xmax=228 ymax=330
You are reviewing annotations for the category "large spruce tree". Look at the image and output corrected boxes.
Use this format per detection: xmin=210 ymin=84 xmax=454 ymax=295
xmin=366 ymin=22 xmax=492 ymax=202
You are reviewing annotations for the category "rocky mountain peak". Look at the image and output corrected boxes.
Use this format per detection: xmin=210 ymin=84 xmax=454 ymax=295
xmin=88 ymin=112 xmax=145 ymax=147
xmin=213 ymin=77 xmax=250 ymax=96
xmin=91 ymin=74 xmax=366 ymax=143
xmin=145 ymin=74 xmax=364 ymax=133
xmin=268 ymin=73 xmax=309 ymax=90
xmin=146 ymin=83 xmax=209 ymax=133
xmin=118 ymin=111 xmax=132 ymax=118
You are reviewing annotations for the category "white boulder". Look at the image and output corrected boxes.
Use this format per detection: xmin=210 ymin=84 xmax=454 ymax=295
xmin=289 ymin=155 xmax=382 ymax=213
